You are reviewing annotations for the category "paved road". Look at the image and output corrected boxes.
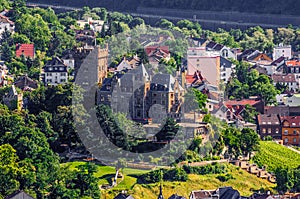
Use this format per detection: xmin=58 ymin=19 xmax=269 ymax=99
xmin=26 ymin=2 xmax=80 ymax=11
xmin=26 ymin=2 xmax=295 ymax=29
xmin=130 ymin=12 xmax=281 ymax=29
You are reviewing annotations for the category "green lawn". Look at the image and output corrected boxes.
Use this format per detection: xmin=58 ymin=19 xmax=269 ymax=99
xmin=63 ymin=161 xmax=149 ymax=186
xmin=252 ymin=141 xmax=300 ymax=172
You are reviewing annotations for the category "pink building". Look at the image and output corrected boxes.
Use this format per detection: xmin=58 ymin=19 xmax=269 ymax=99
xmin=187 ymin=47 xmax=221 ymax=86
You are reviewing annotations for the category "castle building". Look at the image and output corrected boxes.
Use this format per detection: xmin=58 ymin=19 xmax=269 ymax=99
xmin=97 ymin=64 xmax=185 ymax=123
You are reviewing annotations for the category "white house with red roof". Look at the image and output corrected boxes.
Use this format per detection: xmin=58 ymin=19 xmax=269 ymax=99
xmin=285 ymin=60 xmax=300 ymax=82
xmin=213 ymin=98 xmax=265 ymax=122
xmin=0 ymin=14 xmax=14 ymax=37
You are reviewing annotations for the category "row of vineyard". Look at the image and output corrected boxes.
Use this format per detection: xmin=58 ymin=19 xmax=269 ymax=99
xmin=252 ymin=141 xmax=300 ymax=172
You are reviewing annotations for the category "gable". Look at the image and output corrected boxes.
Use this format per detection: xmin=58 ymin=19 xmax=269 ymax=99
xmin=253 ymin=54 xmax=272 ymax=62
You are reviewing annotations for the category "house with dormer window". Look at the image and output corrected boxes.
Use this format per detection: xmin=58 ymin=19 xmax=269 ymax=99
xmin=43 ymin=57 xmax=68 ymax=86
xmin=0 ymin=14 xmax=14 ymax=38
xmin=281 ymin=116 xmax=300 ymax=146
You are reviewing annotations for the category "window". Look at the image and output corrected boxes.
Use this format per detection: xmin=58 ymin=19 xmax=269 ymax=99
xmin=61 ymin=73 xmax=66 ymax=77
xmin=284 ymin=130 xmax=289 ymax=135
xmin=294 ymin=138 xmax=297 ymax=143
xmin=268 ymin=129 xmax=272 ymax=134
xmin=262 ymin=129 xmax=266 ymax=134
xmin=294 ymin=130 xmax=297 ymax=135
xmin=285 ymin=138 xmax=289 ymax=143
xmin=222 ymin=49 xmax=229 ymax=57
xmin=276 ymin=129 xmax=279 ymax=134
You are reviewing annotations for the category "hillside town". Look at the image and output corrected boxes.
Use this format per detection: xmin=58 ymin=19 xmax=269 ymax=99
xmin=0 ymin=0 xmax=300 ymax=199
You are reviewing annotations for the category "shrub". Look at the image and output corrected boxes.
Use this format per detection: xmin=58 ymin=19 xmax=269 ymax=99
xmin=164 ymin=168 xmax=188 ymax=182
xmin=216 ymin=174 xmax=234 ymax=182
xmin=139 ymin=168 xmax=188 ymax=183
xmin=183 ymin=164 xmax=227 ymax=175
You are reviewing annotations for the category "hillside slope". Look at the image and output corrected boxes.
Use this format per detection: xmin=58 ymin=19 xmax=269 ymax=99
xmin=66 ymin=162 xmax=275 ymax=199
xmin=252 ymin=141 xmax=300 ymax=172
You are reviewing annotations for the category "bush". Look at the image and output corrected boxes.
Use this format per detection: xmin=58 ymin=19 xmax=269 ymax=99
xmin=216 ymin=174 xmax=234 ymax=182
xmin=139 ymin=168 xmax=188 ymax=183
xmin=183 ymin=164 xmax=227 ymax=175
xmin=139 ymin=169 xmax=161 ymax=183
xmin=164 ymin=168 xmax=188 ymax=182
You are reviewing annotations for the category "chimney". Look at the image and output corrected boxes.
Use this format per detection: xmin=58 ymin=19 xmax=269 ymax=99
xmin=181 ymin=66 xmax=186 ymax=89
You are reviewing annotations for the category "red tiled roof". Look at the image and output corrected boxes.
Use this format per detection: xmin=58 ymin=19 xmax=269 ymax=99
xmin=272 ymin=74 xmax=296 ymax=83
xmin=286 ymin=60 xmax=300 ymax=67
xmin=281 ymin=116 xmax=300 ymax=127
xmin=16 ymin=44 xmax=34 ymax=58
xmin=145 ymin=46 xmax=169 ymax=55
xmin=224 ymin=99 xmax=261 ymax=106
xmin=186 ymin=75 xmax=195 ymax=84
xmin=257 ymin=114 xmax=280 ymax=125
xmin=0 ymin=14 xmax=14 ymax=25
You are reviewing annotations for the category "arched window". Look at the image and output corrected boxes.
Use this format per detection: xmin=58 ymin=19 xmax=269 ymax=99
xmin=222 ymin=49 xmax=229 ymax=58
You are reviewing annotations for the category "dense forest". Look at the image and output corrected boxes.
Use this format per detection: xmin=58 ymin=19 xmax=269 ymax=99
xmin=28 ymin=0 xmax=300 ymax=15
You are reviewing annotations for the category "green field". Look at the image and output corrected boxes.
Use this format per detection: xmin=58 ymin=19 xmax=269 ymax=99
xmin=64 ymin=162 xmax=275 ymax=199
xmin=252 ymin=141 xmax=300 ymax=172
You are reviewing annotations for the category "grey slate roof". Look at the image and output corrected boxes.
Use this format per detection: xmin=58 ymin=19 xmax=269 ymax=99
xmin=14 ymin=75 xmax=38 ymax=90
xmin=220 ymin=57 xmax=233 ymax=68
xmin=5 ymin=191 xmax=35 ymax=199
xmin=114 ymin=193 xmax=135 ymax=199
xmin=217 ymin=187 xmax=240 ymax=199
xmin=43 ymin=57 xmax=67 ymax=73
xmin=151 ymin=74 xmax=184 ymax=92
